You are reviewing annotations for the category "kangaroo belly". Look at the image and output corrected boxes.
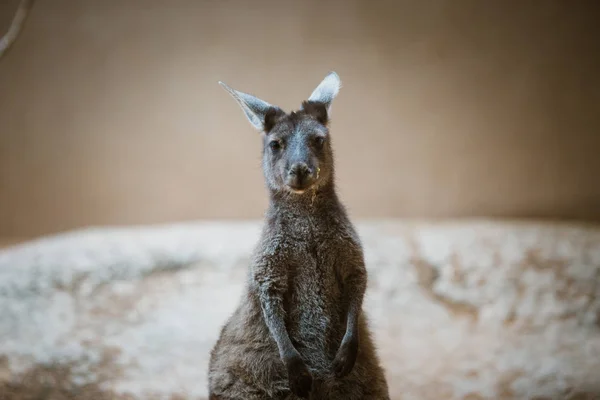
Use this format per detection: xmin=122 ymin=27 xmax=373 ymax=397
xmin=286 ymin=258 xmax=345 ymax=368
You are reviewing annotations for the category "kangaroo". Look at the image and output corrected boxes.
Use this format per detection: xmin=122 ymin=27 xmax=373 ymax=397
xmin=208 ymin=72 xmax=390 ymax=400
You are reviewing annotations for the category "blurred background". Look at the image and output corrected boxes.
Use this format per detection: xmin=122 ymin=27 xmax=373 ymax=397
xmin=1 ymin=0 xmax=599 ymax=240
xmin=1 ymin=1 xmax=600 ymax=399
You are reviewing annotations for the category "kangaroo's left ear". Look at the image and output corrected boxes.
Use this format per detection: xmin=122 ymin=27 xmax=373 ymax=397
xmin=305 ymin=71 xmax=341 ymax=109
xmin=301 ymin=71 xmax=341 ymax=125
xmin=218 ymin=81 xmax=283 ymax=132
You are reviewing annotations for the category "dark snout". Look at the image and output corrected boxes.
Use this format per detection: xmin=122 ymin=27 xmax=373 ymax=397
xmin=286 ymin=162 xmax=316 ymax=192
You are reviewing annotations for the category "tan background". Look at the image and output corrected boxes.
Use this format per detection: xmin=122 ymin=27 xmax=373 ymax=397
xmin=1 ymin=0 xmax=599 ymax=238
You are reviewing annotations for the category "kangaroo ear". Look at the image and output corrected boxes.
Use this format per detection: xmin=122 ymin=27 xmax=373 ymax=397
xmin=218 ymin=81 xmax=282 ymax=132
xmin=306 ymin=71 xmax=341 ymax=115
xmin=301 ymin=101 xmax=328 ymax=125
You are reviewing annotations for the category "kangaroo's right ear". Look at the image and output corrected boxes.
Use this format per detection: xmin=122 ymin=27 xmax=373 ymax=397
xmin=218 ymin=81 xmax=283 ymax=132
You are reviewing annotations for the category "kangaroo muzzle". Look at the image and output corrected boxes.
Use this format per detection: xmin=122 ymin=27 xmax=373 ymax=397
xmin=286 ymin=162 xmax=316 ymax=192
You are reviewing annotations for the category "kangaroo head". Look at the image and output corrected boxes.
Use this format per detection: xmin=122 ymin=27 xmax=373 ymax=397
xmin=219 ymin=72 xmax=341 ymax=195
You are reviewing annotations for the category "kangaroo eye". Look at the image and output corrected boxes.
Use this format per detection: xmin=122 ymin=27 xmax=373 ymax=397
xmin=313 ymin=136 xmax=325 ymax=148
xmin=269 ymin=140 xmax=282 ymax=151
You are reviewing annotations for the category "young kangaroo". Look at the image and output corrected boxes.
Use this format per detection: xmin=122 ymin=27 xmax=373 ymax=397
xmin=208 ymin=72 xmax=390 ymax=400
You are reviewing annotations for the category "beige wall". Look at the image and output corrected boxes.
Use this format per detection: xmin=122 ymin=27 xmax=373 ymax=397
xmin=1 ymin=0 xmax=599 ymax=237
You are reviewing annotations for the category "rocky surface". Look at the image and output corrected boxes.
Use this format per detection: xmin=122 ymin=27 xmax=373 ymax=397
xmin=0 ymin=220 xmax=599 ymax=399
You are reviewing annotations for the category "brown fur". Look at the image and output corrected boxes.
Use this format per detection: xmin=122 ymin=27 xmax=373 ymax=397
xmin=209 ymin=73 xmax=390 ymax=399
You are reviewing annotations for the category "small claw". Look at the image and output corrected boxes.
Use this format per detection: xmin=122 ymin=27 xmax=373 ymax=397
xmin=286 ymin=353 xmax=313 ymax=398
xmin=332 ymin=336 xmax=359 ymax=378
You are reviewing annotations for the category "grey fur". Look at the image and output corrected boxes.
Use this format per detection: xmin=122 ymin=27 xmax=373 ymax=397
xmin=209 ymin=73 xmax=390 ymax=400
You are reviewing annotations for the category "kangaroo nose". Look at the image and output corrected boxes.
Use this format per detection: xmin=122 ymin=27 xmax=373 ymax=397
xmin=289 ymin=163 xmax=312 ymax=179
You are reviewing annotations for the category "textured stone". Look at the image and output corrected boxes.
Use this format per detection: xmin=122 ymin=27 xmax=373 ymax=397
xmin=0 ymin=220 xmax=599 ymax=399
